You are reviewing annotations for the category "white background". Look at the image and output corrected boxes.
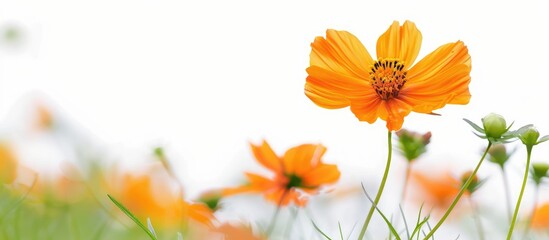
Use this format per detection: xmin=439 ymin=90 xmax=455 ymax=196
xmin=1 ymin=1 xmax=549 ymax=235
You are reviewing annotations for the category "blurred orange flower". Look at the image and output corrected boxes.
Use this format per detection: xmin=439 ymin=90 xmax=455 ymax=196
xmin=224 ymin=141 xmax=340 ymax=207
xmin=0 ymin=142 xmax=18 ymax=184
xmin=109 ymin=166 xmax=215 ymax=228
xmin=412 ymin=171 xmax=463 ymax=211
xmin=532 ymin=202 xmax=549 ymax=230
xmin=305 ymin=20 xmax=471 ymax=131
xmin=35 ymin=103 xmax=55 ymax=131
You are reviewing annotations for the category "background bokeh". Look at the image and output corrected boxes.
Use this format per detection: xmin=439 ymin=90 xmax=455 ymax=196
xmin=1 ymin=0 xmax=549 ymax=239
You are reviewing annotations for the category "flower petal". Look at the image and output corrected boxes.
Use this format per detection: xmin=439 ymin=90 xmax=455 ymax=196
xmin=349 ymin=97 xmax=384 ymax=123
xmin=376 ymin=20 xmax=422 ymax=69
xmin=223 ymin=173 xmax=275 ymax=196
xmin=302 ymin=163 xmax=340 ymax=187
xmin=250 ymin=141 xmax=283 ymax=173
xmin=384 ymin=99 xmax=413 ymax=131
xmin=350 ymin=97 xmax=411 ymax=131
xmin=310 ymin=29 xmax=375 ymax=78
xmin=265 ymin=188 xmax=304 ymax=206
xmin=282 ymin=144 xmax=326 ymax=175
xmin=305 ymin=66 xmax=373 ymax=109
xmin=306 ymin=29 xmax=376 ymax=109
xmin=186 ymin=202 xmax=216 ymax=228
xmin=400 ymin=41 xmax=471 ymax=114
xmin=407 ymin=41 xmax=471 ymax=84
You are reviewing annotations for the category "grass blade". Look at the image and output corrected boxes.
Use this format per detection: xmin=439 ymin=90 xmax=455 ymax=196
xmin=147 ymin=218 xmax=158 ymax=238
xmin=338 ymin=222 xmax=344 ymax=240
xmin=399 ymin=205 xmax=410 ymax=240
xmin=107 ymin=194 xmax=158 ymax=240
xmin=311 ymin=220 xmax=332 ymax=240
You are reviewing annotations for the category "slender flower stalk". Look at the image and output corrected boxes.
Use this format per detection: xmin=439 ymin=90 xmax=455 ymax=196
xmin=487 ymin=144 xmax=515 ymax=224
xmin=266 ymin=189 xmax=288 ymax=236
xmin=522 ymin=185 xmax=539 ymax=239
xmin=423 ymin=142 xmax=492 ymax=239
xmin=395 ymin=129 xmax=431 ymax=203
xmin=507 ymin=145 xmax=532 ymax=239
xmin=401 ymin=164 xmax=412 ymax=204
xmin=358 ymin=131 xmax=392 ymax=239
xmin=468 ymin=196 xmax=485 ymax=240
xmin=500 ymin=167 xmax=513 ymax=223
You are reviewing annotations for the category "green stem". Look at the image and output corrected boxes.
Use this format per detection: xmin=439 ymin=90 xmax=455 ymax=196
xmin=501 ymin=166 xmax=513 ymax=224
xmin=423 ymin=141 xmax=492 ymax=240
xmin=266 ymin=189 xmax=288 ymax=236
xmin=401 ymin=163 xmax=412 ymax=205
xmin=507 ymin=145 xmax=533 ymax=240
xmin=357 ymin=131 xmax=393 ymax=240
xmin=468 ymin=196 xmax=485 ymax=240
xmin=522 ymin=185 xmax=539 ymax=239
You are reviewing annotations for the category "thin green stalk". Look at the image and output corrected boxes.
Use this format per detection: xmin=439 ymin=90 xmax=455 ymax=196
xmin=423 ymin=142 xmax=492 ymax=240
xmin=357 ymin=131 xmax=393 ymax=240
xmin=468 ymin=196 xmax=485 ymax=240
xmin=283 ymin=207 xmax=300 ymax=238
xmin=501 ymin=166 xmax=513 ymax=224
xmin=266 ymin=189 xmax=288 ymax=236
xmin=522 ymin=185 xmax=539 ymax=239
xmin=506 ymin=145 xmax=533 ymax=240
xmin=401 ymin=163 xmax=412 ymax=205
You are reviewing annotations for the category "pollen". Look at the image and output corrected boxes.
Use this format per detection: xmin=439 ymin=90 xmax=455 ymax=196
xmin=369 ymin=58 xmax=407 ymax=100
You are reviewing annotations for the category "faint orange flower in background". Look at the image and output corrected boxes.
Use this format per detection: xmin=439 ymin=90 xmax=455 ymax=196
xmin=34 ymin=103 xmax=55 ymax=131
xmin=412 ymin=171 xmax=462 ymax=211
xmin=224 ymin=141 xmax=340 ymax=206
xmin=0 ymin=142 xmax=18 ymax=184
xmin=531 ymin=202 xmax=549 ymax=230
xmin=305 ymin=20 xmax=471 ymax=131
xmin=108 ymin=165 xmax=215 ymax=228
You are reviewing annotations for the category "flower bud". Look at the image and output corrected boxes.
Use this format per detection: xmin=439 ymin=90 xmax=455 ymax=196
xmin=531 ymin=163 xmax=549 ymax=185
xmin=487 ymin=144 xmax=512 ymax=167
xmin=395 ymin=129 xmax=431 ymax=162
xmin=518 ymin=126 xmax=540 ymax=147
xmin=482 ymin=113 xmax=507 ymax=139
xmin=460 ymin=171 xmax=481 ymax=194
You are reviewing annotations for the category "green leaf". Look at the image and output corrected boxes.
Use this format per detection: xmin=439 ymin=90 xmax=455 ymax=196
xmin=311 ymin=220 xmax=332 ymax=240
xmin=463 ymin=118 xmax=485 ymax=133
xmin=410 ymin=203 xmax=429 ymax=240
xmin=537 ymin=135 xmax=549 ymax=144
xmin=107 ymin=194 xmax=158 ymax=240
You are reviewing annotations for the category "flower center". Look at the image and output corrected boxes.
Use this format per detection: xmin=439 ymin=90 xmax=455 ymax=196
xmin=285 ymin=174 xmax=303 ymax=189
xmin=369 ymin=58 xmax=407 ymax=100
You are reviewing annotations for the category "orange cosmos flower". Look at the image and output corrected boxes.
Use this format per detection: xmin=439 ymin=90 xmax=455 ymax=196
xmin=305 ymin=20 xmax=471 ymax=131
xmin=412 ymin=171 xmax=462 ymax=211
xmin=108 ymin=166 xmax=215 ymax=228
xmin=225 ymin=140 xmax=340 ymax=207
